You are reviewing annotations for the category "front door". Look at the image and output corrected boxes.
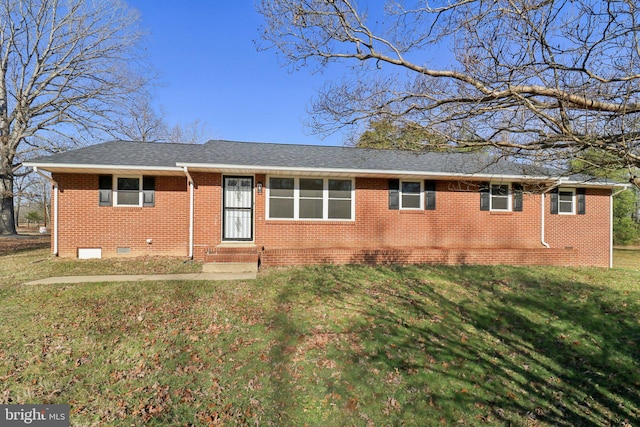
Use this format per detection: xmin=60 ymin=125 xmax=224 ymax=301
xmin=223 ymin=176 xmax=253 ymax=241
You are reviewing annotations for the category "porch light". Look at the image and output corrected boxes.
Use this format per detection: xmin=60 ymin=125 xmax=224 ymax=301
xmin=257 ymin=181 xmax=263 ymax=194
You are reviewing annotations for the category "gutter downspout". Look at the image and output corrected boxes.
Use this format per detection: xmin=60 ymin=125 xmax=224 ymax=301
xmin=33 ymin=167 xmax=58 ymax=256
xmin=610 ymin=186 xmax=629 ymax=268
xmin=541 ymin=180 xmax=563 ymax=249
xmin=183 ymin=167 xmax=194 ymax=259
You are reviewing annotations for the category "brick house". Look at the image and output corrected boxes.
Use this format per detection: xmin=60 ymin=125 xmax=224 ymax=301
xmin=25 ymin=140 xmax=626 ymax=268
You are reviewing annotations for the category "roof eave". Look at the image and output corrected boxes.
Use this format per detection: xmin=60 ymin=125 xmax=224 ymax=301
xmin=24 ymin=162 xmax=185 ymax=176
xmin=557 ymin=178 xmax=630 ymax=189
xmin=176 ymin=162 xmax=563 ymax=182
xmin=24 ymin=161 xmax=627 ymax=189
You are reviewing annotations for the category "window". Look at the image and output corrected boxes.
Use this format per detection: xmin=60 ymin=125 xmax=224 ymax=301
xmin=550 ymin=188 xmax=585 ymax=215
xmin=389 ymin=179 xmax=436 ymax=210
xmin=401 ymin=181 xmax=422 ymax=209
xmin=267 ymin=177 xmax=353 ymax=220
xmin=268 ymin=177 xmax=294 ymax=218
xmin=558 ymin=189 xmax=575 ymax=214
xmin=111 ymin=176 xmax=155 ymax=207
xmin=300 ymin=178 xmax=324 ymax=218
xmin=116 ymin=177 xmax=141 ymax=206
xmin=328 ymin=179 xmax=352 ymax=219
xmin=480 ymin=182 xmax=518 ymax=212
xmin=491 ymin=183 xmax=510 ymax=211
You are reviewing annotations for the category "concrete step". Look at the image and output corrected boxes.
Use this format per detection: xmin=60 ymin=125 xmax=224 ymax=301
xmin=203 ymin=262 xmax=258 ymax=274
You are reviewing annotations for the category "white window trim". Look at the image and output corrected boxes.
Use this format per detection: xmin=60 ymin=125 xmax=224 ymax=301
xmin=490 ymin=182 xmax=512 ymax=212
xmin=113 ymin=175 xmax=143 ymax=207
xmin=399 ymin=180 xmax=424 ymax=210
xmin=558 ymin=187 xmax=576 ymax=215
xmin=266 ymin=176 xmax=355 ymax=221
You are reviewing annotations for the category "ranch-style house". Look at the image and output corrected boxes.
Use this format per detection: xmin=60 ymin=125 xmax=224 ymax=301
xmin=25 ymin=139 xmax=626 ymax=268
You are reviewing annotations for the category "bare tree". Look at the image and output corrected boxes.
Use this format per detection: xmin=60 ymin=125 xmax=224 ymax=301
xmin=166 ymin=119 xmax=211 ymax=144
xmin=257 ymin=0 xmax=640 ymax=183
xmin=13 ymin=169 xmax=50 ymax=228
xmin=111 ymin=96 xmax=212 ymax=144
xmin=113 ymin=95 xmax=169 ymax=143
xmin=13 ymin=170 xmax=33 ymax=227
xmin=0 ymin=0 xmax=150 ymax=235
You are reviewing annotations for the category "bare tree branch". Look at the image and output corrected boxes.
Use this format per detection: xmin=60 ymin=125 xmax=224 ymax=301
xmin=0 ymin=0 xmax=152 ymax=234
xmin=258 ymin=0 xmax=640 ymax=180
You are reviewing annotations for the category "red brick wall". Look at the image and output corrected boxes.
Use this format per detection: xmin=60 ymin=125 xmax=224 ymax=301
xmin=252 ymin=177 xmax=611 ymax=267
xmin=52 ymin=172 xmax=612 ymax=267
xmin=260 ymin=247 xmax=576 ymax=267
xmin=544 ymin=188 xmax=611 ymax=267
xmin=191 ymin=172 xmax=222 ymax=260
xmin=53 ymin=173 xmax=189 ymax=258
xmin=256 ymin=178 xmax=542 ymax=249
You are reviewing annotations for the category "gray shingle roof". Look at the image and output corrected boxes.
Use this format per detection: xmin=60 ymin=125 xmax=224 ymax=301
xmin=193 ymin=140 xmax=562 ymax=178
xmin=25 ymin=139 xmax=622 ymax=185
xmin=29 ymin=140 xmax=201 ymax=168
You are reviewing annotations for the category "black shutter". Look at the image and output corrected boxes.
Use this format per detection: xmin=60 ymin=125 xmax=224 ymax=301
xmin=424 ymin=180 xmax=436 ymax=210
xmin=577 ymin=188 xmax=586 ymax=215
xmin=479 ymin=182 xmax=490 ymax=211
xmin=143 ymin=176 xmax=155 ymax=207
xmin=513 ymin=183 xmax=523 ymax=212
xmin=98 ymin=175 xmax=112 ymax=206
xmin=389 ymin=179 xmax=399 ymax=210
xmin=550 ymin=188 xmax=558 ymax=214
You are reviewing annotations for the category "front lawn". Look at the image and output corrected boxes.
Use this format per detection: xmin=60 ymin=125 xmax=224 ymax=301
xmin=1 ymin=249 xmax=639 ymax=425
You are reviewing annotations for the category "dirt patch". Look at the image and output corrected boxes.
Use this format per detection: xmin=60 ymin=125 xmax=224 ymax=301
xmin=0 ymin=234 xmax=50 ymax=256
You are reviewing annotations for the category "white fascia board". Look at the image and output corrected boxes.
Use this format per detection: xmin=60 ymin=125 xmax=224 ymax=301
xmin=23 ymin=162 xmax=183 ymax=173
xmin=175 ymin=162 xmax=558 ymax=182
xmin=556 ymin=178 xmax=630 ymax=189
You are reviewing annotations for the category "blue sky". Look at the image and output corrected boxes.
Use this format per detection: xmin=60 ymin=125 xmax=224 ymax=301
xmin=127 ymin=1 xmax=343 ymax=146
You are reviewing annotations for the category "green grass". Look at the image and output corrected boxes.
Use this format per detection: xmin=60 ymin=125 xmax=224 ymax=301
xmin=1 ymin=249 xmax=639 ymax=426
xmin=613 ymin=247 xmax=640 ymax=270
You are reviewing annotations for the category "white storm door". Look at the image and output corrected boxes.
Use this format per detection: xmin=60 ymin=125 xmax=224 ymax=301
xmin=223 ymin=176 xmax=253 ymax=241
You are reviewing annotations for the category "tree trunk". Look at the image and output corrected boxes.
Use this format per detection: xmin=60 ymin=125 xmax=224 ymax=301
xmin=0 ymin=173 xmax=16 ymax=235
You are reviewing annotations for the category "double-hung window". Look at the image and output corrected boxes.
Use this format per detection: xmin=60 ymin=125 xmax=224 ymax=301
xmin=116 ymin=177 xmax=141 ymax=206
xmin=558 ymin=189 xmax=575 ymax=214
xmin=328 ymin=179 xmax=353 ymax=219
xmin=300 ymin=178 xmax=324 ymax=218
xmin=268 ymin=178 xmax=295 ymax=218
xmin=267 ymin=177 xmax=354 ymax=220
xmin=490 ymin=183 xmax=510 ymax=211
xmin=389 ymin=179 xmax=435 ymax=210
xmin=102 ymin=175 xmax=155 ymax=207
xmin=481 ymin=182 xmax=522 ymax=212
xmin=401 ymin=181 xmax=423 ymax=209
xmin=551 ymin=188 xmax=585 ymax=215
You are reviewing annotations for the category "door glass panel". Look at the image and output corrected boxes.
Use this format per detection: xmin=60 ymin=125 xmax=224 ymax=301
xmin=224 ymin=177 xmax=253 ymax=240
xmin=224 ymin=209 xmax=252 ymax=239
xmin=225 ymin=178 xmax=252 ymax=208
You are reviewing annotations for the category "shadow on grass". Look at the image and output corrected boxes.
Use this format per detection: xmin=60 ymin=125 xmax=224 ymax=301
xmin=0 ymin=235 xmax=49 ymax=256
xmin=270 ymin=264 xmax=640 ymax=425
